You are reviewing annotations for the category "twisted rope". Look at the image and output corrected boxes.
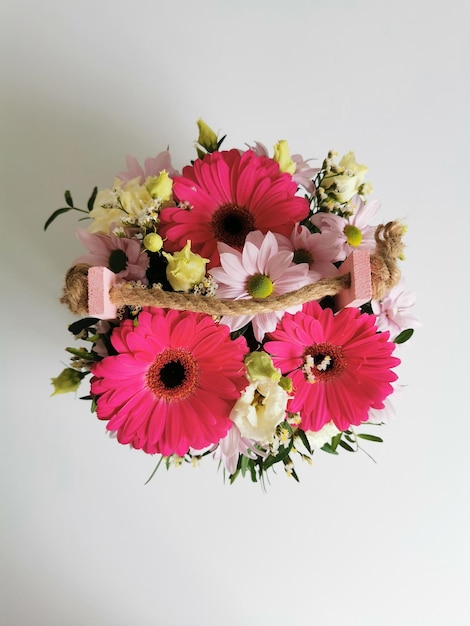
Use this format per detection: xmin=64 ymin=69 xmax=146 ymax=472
xmin=60 ymin=221 xmax=405 ymax=316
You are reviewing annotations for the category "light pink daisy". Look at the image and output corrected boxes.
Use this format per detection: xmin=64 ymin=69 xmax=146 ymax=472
xmin=210 ymin=231 xmax=311 ymax=342
xmin=275 ymin=224 xmax=340 ymax=282
xmin=264 ymin=301 xmax=400 ymax=432
xmin=371 ymin=280 xmax=421 ymax=339
xmin=311 ymin=195 xmax=380 ymax=261
xmin=117 ymin=151 xmax=179 ymax=184
xmin=158 ymin=149 xmax=310 ymax=268
xmin=213 ymin=424 xmax=260 ymax=475
xmin=91 ymin=308 xmax=249 ymax=456
xmin=74 ymin=228 xmax=149 ymax=283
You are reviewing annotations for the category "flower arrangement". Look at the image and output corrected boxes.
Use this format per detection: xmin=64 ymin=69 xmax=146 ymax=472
xmin=46 ymin=120 xmax=419 ymax=484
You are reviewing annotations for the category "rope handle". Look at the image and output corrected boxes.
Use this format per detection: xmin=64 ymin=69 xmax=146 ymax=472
xmin=61 ymin=221 xmax=405 ymax=317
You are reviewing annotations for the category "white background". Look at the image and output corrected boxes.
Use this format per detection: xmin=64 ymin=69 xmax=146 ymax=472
xmin=1 ymin=1 xmax=468 ymax=624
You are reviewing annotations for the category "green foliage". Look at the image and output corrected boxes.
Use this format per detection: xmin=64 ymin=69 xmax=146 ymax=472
xmin=394 ymin=328 xmax=414 ymax=344
xmin=44 ymin=188 xmax=96 ymax=230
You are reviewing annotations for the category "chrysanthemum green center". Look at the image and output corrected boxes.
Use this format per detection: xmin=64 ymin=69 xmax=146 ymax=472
xmin=302 ymin=343 xmax=346 ymax=383
xmin=146 ymin=348 xmax=199 ymax=400
xmin=211 ymin=203 xmax=255 ymax=248
xmin=109 ymin=249 xmax=128 ymax=273
xmin=293 ymin=248 xmax=312 ymax=265
xmin=246 ymin=273 xmax=274 ymax=298
xmin=343 ymin=224 xmax=362 ymax=247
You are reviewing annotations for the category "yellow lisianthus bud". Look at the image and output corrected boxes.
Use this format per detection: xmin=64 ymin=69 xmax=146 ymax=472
xmin=143 ymin=233 xmax=164 ymax=252
xmin=162 ymin=240 xmax=209 ymax=292
xmin=245 ymin=351 xmax=281 ymax=383
xmin=50 ymin=368 xmax=86 ymax=395
xmin=146 ymin=170 xmax=173 ymax=201
xmin=273 ymin=140 xmax=296 ymax=175
xmin=196 ymin=118 xmax=219 ymax=153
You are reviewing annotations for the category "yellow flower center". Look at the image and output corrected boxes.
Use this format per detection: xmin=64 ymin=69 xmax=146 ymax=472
xmin=247 ymin=274 xmax=274 ymax=298
xmin=343 ymin=224 xmax=363 ymax=247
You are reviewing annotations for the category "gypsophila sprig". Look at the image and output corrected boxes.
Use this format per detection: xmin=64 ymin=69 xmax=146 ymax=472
xmin=45 ymin=119 xmax=419 ymax=486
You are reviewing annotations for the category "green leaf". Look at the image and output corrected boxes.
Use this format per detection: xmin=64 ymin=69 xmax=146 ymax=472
xmin=64 ymin=190 xmax=74 ymax=207
xmin=216 ymin=134 xmax=227 ymax=150
xmin=240 ymin=453 xmax=250 ymax=477
xmin=249 ymin=460 xmax=258 ymax=482
xmin=44 ymin=207 xmax=73 ymax=230
xmin=339 ymin=439 xmax=355 ymax=452
xmin=394 ymin=328 xmax=414 ymax=344
xmin=65 ymin=347 xmax=100 ymax=361
xmin=320 ymin=443 xmax=338 ymax=455
xmin=87 ymin=186 xmax=98 ymax=212
xmin=290 ymin=468 xmax=300 ymax=483
xmin=330 ymin=432 xmax=343 ymax=452
xmin=357 ymin=433 xmax=383 ymax=443
xmin=296 ymin=429 xmax=312 ymax=454
xmin=263 ymin=440 xmax=293 ymax=470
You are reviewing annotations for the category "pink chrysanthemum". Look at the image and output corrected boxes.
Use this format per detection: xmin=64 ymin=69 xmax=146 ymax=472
xmin=159 ymin=149 xmax=310 ymax=268
xmin=212 ymin=424 xmax=260 ymax=475
xmin=210 ymin=231 xmax=311 ymax=342
xmin=74 ymin=228 xmax=149 ymax=283
xmin=371 ymin=279 xmax=421 ymax=339
xmin=310 ymin=195 xmax=380 ymax=261
xmin=91 ymin=308 xmax=249 ymax=456
xmin=264 ymin=301 xmax=400 ymax=432
xmin=275 ymin=224 xmax=340 ymax=282
xmin=117 ymin=151 xmax=179 ymax=184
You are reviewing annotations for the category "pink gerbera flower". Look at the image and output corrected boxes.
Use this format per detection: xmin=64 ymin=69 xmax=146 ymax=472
xmin=264 ymin=301 xmax=400 ymax=432
xmin=91 ymin=308 xmax=249 ymax=456
xmin=74 ymin=228 xmax=149 ymax=283
xmin=117 ymin=151 xmax=179 ymax=184
xmin=210 ymin=231 xmax=311 ymax=342
xmin=159 ymin=149 xmax=310 ymax=268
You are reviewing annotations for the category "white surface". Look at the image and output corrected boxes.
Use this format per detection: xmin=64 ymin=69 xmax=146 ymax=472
xmin=1 ymin=1 xmax=468 ymax=624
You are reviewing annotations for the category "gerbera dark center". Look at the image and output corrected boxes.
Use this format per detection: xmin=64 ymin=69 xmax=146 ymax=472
xmin=302 ymin=342 xmax=346 ymax=383
xmin=211 ymin=203 xmax=255 ymax=248
xmin=109 ymin=249 xmax=128 ymax=273
xmin=293 ymin=248 xmax=313 ymax=265
xmin=159 ymin=360 xmax=186 ymax=388
xmin=146 ymin=348 xmax=199 ymax=401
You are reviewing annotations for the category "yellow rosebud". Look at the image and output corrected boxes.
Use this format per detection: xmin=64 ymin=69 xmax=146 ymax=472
xmin=143 ymin=233 xmax=164 ymax=252
xmin=145 ymin=170 xmax=173 ymax=202
xmin=120 ymin=180 xmax=154 ymax=217
xmin=196 ymin=118 xmax=219 ymax=153
xmin=50 ymin=368 xmax=87 ymax=395
xmin=321 ymin=151 xmax=368 ymax=204
xmin=273 ymin=140 xmax=296 ymax=175
xmin=162 ymin=240 xmax=209 ymax=292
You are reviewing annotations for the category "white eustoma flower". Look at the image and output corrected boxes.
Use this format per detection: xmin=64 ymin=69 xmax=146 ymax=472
xmin=230 ymin=378 xmax=289 ymax=444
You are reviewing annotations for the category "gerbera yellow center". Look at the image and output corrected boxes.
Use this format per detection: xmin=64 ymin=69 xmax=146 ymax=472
xmin=210 ymin=203 xmax=255 ymax=248
xmin=293 ymin=248 xmax=312 ymax=265
xmin=343 ymin=224 xmax=362 ymax=247
xmin=247 ymin=273 xmax=274 ymax=298
xmin=302 ymin=343 xmax=346 ymax=383
xmin=146 ymin=348 xmax=199 ymax=400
